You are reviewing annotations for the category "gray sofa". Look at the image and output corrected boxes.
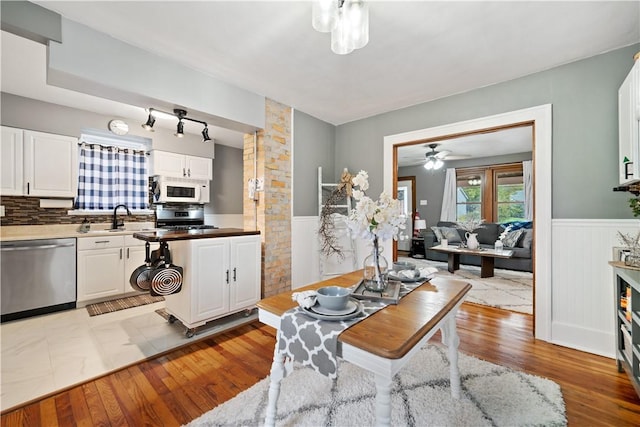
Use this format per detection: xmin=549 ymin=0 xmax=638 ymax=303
xmin=422 ymin=221 xmax=533 ymax=273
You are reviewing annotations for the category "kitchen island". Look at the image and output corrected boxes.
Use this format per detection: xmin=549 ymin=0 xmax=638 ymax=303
xmin=133 ymin=228 xmax=262 ymax=337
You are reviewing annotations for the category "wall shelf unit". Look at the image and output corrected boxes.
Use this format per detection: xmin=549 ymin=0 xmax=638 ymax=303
xmin=611 ymin=261 xmax=640 ymax=397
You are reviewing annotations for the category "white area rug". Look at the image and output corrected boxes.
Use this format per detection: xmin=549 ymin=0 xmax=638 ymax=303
xmin=399 ymin=257 xmax=533 ymax=315
xmin=187 ymin=344 xmax=566 ymax=426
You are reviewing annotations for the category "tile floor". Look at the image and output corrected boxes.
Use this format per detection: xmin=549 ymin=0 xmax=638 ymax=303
xmin=0 ymin=301 xmax=257 ymax=412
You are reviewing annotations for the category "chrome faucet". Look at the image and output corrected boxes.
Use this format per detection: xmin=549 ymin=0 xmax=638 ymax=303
xmin=111 ymin=204 xmax=131 ymax=230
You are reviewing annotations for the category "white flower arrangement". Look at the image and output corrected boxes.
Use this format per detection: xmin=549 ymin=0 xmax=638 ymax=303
xmin=346 ymin=170 xmax=407 ymax=242
xmin=455 ymin=218 xmax=485 ymax=233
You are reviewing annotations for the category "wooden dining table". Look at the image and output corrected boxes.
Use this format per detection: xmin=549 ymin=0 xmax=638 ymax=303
xmin=257 ymin=271 xmax=472 ymax=427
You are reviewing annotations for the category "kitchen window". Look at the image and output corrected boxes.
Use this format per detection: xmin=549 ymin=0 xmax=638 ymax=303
xmin=74 ymin=132 xmax=151 ymax=213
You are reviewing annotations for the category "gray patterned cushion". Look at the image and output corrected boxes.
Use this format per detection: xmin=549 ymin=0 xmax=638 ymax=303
xmin=440 ymin=226 xmax=462 ymax=243
xmin=502 ymin=229 xmax=524 ymax=248
xmin=430 ymin=226 xmax=443 ymax=241
xmin=518 ymin=229 xmax=533 ymax=249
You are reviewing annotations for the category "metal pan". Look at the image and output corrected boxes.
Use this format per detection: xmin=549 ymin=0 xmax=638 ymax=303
xmin=129 ymin=242 xmax=154 ymax=292
xmin=149 ymin=243 xmax=183 ymax=296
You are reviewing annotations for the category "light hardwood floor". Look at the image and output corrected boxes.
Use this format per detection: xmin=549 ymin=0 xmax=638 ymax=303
xmin=2 ymin=302 xmax=639 ymax=426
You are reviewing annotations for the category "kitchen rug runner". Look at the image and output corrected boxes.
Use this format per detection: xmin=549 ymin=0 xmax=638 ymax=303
xmin=187 ymin=343 xmax=567 ymax=426
xmin=86 ymin=294 xmax=165 ymax=316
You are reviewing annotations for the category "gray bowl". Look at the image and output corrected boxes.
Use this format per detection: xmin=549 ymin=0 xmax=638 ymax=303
xmin=392 ymin=261 xmax=416 ymax=272
xmin=316 ymin=286 xmax=351 ymax=311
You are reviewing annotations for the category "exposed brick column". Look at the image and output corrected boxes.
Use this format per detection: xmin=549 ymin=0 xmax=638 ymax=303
xmin=243 ymin=99 xmax=292 ymax=298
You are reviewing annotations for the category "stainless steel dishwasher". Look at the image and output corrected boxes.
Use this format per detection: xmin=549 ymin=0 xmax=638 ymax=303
xmin=1 ymin=238 xmax=76 ymax=322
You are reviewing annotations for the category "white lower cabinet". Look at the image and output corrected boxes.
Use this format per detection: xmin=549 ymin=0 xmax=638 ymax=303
xmin=77 ymin=235 xmax=159 ymax=304
xmin=165 ymin=234 xmax=261 ymax=334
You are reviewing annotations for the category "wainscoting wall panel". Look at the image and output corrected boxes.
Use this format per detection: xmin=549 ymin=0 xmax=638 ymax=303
xmin=551 ymin=219 xmax=640 ymax=358
xmin=292 ymin=216 xmax=321 ymax=289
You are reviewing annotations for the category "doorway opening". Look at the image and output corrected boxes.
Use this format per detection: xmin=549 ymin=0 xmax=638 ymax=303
xmin=383 ymin=105 xmax=553 ymax=341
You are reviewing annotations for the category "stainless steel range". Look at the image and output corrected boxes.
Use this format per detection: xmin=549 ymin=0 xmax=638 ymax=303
xmin=155 ymin=204 xmax=218 ymax=230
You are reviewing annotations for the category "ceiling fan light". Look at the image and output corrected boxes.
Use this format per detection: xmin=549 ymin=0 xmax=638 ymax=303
xmin=423 ymin=159 xmax=434 ymax=170
xmin=312 ymin=0 xmax=339 ymax=32
xmin=434 ymin=159 xmax=444 ymax=170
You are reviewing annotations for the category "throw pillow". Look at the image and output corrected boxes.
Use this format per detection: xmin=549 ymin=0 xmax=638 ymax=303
xmin=502 ymin=229 xmax=524 ymax=248
xmin=518 ymin=229 xmax=533 ymax=249
xmin=430 ymin=226 xmax=443 ymax=242
xmin=440 ymin=226 xmax=462 ymax=243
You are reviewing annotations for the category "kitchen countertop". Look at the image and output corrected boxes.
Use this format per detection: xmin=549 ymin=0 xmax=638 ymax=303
xmin=0 ymin=222 xmax=156 ymax=241
xmin=133 ymin=228 xmax=260 ymax=242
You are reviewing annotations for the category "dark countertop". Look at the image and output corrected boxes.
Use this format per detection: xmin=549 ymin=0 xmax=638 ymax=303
xmin=133 ymin=228 xmax=260 ymax=242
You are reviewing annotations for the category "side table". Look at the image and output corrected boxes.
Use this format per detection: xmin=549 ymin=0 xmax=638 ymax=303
xmin=409 ymin=237 xmax=425 ymax=258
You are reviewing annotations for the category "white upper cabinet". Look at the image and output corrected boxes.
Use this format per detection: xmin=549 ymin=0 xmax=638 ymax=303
xmin=1 ymin=127 xmax=24 ymax=195
xmin=150 ymin=150 xmax=212 ymax=180
xmin=1 ymin=127 xmax=78 ymax=197
xmin=619 ymin=55 xmax=640 ymax=185
xmin=185 ymin=155 xmax=213 ymax=180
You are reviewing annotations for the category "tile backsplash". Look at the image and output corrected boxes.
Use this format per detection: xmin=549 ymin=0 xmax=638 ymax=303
xmin=0 ymin=196 xmax=155 ymax=226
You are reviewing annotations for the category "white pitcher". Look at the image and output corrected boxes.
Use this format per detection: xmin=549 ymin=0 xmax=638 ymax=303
xmin=465 ymin=232 xmax=479 ymax=250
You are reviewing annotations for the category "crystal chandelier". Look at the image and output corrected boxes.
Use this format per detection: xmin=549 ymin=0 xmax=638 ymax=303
xmin=312 ymin=0 xmax=369 ymax=55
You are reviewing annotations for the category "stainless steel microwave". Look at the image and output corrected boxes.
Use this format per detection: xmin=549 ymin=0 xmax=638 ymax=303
xmin=152 ymin=176 xmax=210 ymax=204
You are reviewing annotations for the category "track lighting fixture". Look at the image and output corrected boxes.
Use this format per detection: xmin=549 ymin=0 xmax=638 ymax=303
xmin=142 ymin=107 xmax=213 ymax=142
xmin=175 ymin=120 xmax=185 ymax=138
xmin=201 ymin=126 xmax=211 ymax=142
xmin=142 ymin=113 xmax=156 ymax=131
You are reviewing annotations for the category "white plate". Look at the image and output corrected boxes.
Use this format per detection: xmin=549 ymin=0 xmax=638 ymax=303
xmin=302 ymin=299 xmax=364 ymax=321
xmin=310 ymin=299 xmax=358 ymax=316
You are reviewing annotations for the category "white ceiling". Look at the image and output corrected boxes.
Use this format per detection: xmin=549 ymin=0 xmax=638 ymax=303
xmin=2 ymin=1 xmax=639 ymax=154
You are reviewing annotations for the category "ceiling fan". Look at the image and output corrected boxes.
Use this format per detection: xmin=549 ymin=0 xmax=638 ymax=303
xmin=423 ymin=143 xmax=449 ymax=170
xmin=423 ymin=143 xmax=471 ymax=170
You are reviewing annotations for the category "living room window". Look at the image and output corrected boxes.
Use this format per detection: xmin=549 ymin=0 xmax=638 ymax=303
xmin=456 ymin=163 xmax=525 ymax=223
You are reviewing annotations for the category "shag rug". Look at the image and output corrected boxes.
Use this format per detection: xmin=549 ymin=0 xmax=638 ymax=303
xmin=187 ymin=344 xmax=566 ymax=427
xmin=399 ymin=257 xmax=533 ymax=315
xmin=85 ymin=294 xmax=165 ymax=316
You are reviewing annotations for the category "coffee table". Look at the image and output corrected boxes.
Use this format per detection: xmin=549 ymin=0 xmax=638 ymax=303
xmin=431 ymin=244 xmax=514 ymax=278
xmin=257 ymin=271 xmax=471 ymax=427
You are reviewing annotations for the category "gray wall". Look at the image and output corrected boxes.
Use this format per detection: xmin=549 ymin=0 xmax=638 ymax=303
xmin=399 ymin=153 xmax=532 ymax=228
xmin=293 ymin=110 xmax=336 ymax=216
xmin=1 ymin=92 xmax=242 ymax=215
xmin=333 ymin=44 xmax=640 ymax=220
xmin=208 ymin=144 xmax=243 ymax=215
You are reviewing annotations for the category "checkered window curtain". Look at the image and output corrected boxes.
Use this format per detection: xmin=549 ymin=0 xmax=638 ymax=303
xmin=75 ymin=143 xmax=148 ymax=210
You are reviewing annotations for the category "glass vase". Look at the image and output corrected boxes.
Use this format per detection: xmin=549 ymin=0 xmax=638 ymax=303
xmin=363 ymin=237 xmax=389 ymax=292
xmin=625 ymin=248 xmax=640 ymax=268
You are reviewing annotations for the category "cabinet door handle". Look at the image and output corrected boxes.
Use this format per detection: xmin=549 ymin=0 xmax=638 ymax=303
xmin=233 ymin=267 xmax=237 ymax=282
xmin=182 ymin=168 xmax=186 ymax=177
xmin=95 ymin=240 xmax=110 ymax=244
xmin=27 ymin=182 xmax=30 ymax=195
xmin=188 ymin=168 xmax=191 ymax=177
xmin=126 ymin=248 xmax=130 ymax=258
xmin=120 ymin=248 xmax=123 ymax=259
xmin=226 ymin=269 xmax=229 ymax=284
